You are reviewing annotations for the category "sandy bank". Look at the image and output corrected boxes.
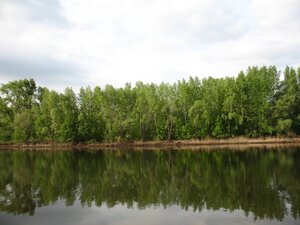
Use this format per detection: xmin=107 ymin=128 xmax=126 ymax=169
xmin=1 ymin=137 xmax=300 ymax=150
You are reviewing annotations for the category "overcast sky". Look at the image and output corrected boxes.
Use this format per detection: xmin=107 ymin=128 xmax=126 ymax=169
xmin=0 ymin=0 xmax=299 ymax=91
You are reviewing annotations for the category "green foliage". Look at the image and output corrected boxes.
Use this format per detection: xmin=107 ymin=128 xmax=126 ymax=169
xmin=132 ymin=82 xmax=159 ymax=140
xmin=78 ymin=87 xmax=105 ymax=142
xmin=62 ymin=88 xmax=79 ymax=141
xmin=276 ymin=119 xmax=292 ymax=134
xmin=0 ymin=79 xmax=37 ymax=142
xmin=13 ymin=109 xmax=33 ymax=142
xmin=233 ymin=66 xmax=280 ymax=136
xmin=0 ymin=97 xmax=13 ymax=141
xmin=0 ymin=78 xmax=36 ymax=111
xmin=274 ymin=66 xmax=300 ymax=135
xmin=0 ymin=65 xmax=299 ymax=143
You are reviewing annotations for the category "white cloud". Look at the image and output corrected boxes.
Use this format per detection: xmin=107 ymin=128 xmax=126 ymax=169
xmin=0 ymin=0 xmax=299 ymax=91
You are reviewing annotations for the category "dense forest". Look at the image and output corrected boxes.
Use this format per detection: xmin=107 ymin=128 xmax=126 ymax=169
xmin=0 ymin=65 xmax=300 ymax=143
xmin=0 ymin=149 xmax=299 ymax=219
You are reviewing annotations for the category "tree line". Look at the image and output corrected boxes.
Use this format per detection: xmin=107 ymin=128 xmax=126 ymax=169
xmin=0 ymin=65 xmax=300 ymax=143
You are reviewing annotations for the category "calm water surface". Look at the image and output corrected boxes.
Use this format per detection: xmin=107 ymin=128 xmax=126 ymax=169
xmin=0 ymin=147 xmax=300 ymax=225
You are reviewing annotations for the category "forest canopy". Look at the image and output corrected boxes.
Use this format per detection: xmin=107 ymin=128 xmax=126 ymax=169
xmin=0 ymin=65 xmax=300 ymax=143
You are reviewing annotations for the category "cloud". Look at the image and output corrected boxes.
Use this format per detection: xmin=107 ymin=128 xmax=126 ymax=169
xmin=162 ymin=0 xmax=251 ymax=45
xmin=8 ymin=0 xmax=70 ymax=27
xmin=0 ymin=53 xmax=83 ymax=80
xmin=0 ymin=0 xmax=85 ymax=91
xmin=0 ymin=0 xmax=300 ymax=91
xmin=0 ymin=54 xmax=87 ymax=92
xmin=251 ymin=0 xmax=300 ymax=29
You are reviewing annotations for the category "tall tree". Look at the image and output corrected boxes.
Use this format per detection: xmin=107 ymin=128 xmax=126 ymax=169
xmin=175 ymin=77 xmax=201 ymax=139
xmin=59 ymin=88 xmax=79 ymax=142
xmin=157 ymin=83 xmax=177 ymax=140
xmin=132 ymin=82 xmax=159 ymax=140
xmin=0 ymin=79 xmax=37 ymax=142
xmin=235 ymin=66 xmax=279 ymax=136
xmin=0 ymin=97 xmax=13 ymax=142
xmin=274 ymin=66 xmax=299 ymax=134
xmin=0 ymin=65 xmax=299 ymax=143
xmin=78 ymin=87 xmax=105 ymax=142
xmin=0 ymin=78 xmax=36 ymax=112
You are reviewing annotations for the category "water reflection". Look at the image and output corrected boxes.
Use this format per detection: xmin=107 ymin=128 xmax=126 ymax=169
xmin=0 ymin=148 xmax=299 ymax=223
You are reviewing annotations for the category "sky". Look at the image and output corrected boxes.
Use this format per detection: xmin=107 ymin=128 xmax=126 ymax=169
xmin=0 ymin=0 xmax=300 ymax=92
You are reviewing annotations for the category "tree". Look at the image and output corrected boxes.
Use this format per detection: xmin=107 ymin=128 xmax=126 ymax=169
xmin=234 ymin=66 xmax=279 ymax=136
xmin=101 ymin=84 xmax=136 ymax=141
xmin=0 ymin=78 xmax=36 ymax=112
xmin=132 ymin=82 xmax=160 ymax=140
xmin=0 ymin=65 xmax=299 ymax=143
xmin=78 ymin=87 xmax=105 ymax=142
xmin=157 ymin=83 xmax=177 ymax=140
xmin=274 ymin=66 xmax=300 ymax=135
xmin=0 ymin=97 xmax=13 ymax=142
xmin=33 ymin=89 xmax=59 ymax=141
xmin=59 ymin=88 xmax=79 ymax=142
xmin=175 ymin=77 xmax=201 ymax=139
xmin=13 ymin=109 xmax=33 ymax=142
xmin=0 ymin=79 xmax=37 ymax=142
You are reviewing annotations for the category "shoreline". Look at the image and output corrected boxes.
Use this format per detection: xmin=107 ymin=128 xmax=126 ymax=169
xmin=1 ymin=137 xmax=300 ymax=150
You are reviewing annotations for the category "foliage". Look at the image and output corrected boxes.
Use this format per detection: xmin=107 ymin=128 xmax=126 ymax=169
xmin=0 ymin=65 xmax=300 ymax=143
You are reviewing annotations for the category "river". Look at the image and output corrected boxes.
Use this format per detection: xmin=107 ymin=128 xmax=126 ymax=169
xmin=0 ymin=147 xmax=299 ymax=225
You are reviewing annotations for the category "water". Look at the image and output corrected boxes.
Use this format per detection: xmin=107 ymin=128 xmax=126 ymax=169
xmin=0 ymin=147 xmax=299 ymax=225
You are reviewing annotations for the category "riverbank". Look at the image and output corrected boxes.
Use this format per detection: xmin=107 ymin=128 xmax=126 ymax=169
xmin=1 ymin=137 xmax=300 ymax=150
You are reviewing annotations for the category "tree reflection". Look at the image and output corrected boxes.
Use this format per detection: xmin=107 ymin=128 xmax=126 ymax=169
xmin=0 ymin=148 xmax=299 ymax=221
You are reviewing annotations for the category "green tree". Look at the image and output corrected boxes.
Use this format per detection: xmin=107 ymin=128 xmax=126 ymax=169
xmin=274 ymin=66 xmax=300 ymax=135
xmin=78 ymin=87 xmax=105 ymax=142
xmin=175 ymin=77 xmax=201 ymax=139
xmin=0 ymin=97 xmax=13 ymax=142
xmin=235 ymin=66 xmax=279 ymax=136
xmin=59 ymin=88 xmax=79 ymax=142
xmin=0 ymin=79 xmax=37 ymax=142
xmin=33 ymin=89 xmax=56 ymax=141
xmin=157 ymin=83 xmax=177 ymax=140
xmin=13 ymin=109 xmax=33 ymax=142
xmin=0 ymin=65 xmax=300 ymax=143
xmin=132 ymin=82 xmax=159 ymax=140
xmin=0 ymin=78 xmax=36 ymax=112
xmin=101 ymin=84 xmax=136 ymax=141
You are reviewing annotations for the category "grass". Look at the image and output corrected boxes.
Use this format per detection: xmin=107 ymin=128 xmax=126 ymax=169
xmin=1 ymin=136 xmax=300 ymax=150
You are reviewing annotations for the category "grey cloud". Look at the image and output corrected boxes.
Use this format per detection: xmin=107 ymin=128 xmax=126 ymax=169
xmin=10 ymin=0 xmax=71 ymax=28
xmin=164 ymin=2 xmax=251 ymax=47
xmin=0 ymin=54 xmax=87 ymax=88
xmin=264 ymin=45 xmax=300 ymax=67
